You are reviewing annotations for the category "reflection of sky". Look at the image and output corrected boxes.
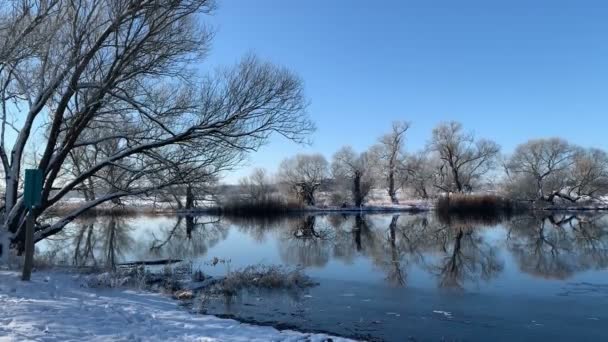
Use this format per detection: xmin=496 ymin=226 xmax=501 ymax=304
xmin=39 ymin=213 xmax=608 ymax=297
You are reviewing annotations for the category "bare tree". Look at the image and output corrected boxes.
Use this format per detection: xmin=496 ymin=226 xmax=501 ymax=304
xmin=567 ymin=148 xmax=608 ymax=200
xmin=404 ymin=151 xmax=439 ymax=199
xmin=429 ymin=121 xmax=500 ymax=193
xmin=505 ymin=138 xmax=577 ymax=203
xmin=371 ymin=121 xmax=411 ymax=203
xmin=278 ymin=154 xmax=328 ymax=206
xmin=239 ymin=168 xmax=273 ymax=202
xmin=0 ymin=0 xmax=314 ymax=258
xmin=332 ymin=146 xmax=373 ymax=207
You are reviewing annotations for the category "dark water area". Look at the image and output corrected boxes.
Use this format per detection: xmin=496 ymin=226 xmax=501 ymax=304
xmin=40 ymin=212 xmax=608 ymax=341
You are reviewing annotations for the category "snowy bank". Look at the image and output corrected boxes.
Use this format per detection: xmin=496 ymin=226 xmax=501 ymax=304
xmin=0 ymin=270 xmax=353 ymax=342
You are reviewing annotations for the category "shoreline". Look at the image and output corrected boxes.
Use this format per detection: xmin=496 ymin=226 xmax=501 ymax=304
xmin=178 ymin=205 xmax=432 ymax=215
xmin=48 ymin=201 xmax=608 ymax=218
xmin=0 ymin=269 xmax=354 ymax=342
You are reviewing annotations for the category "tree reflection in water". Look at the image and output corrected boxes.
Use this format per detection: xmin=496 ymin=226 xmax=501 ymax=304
xmin=44 ymin=215 xmax=135 ymax=269
xmin=382 ymin=215 xmax=406 ymax=285
xmin=279 ymin=215 xmax=335 ymax=267
xmin=431 ymin=225 xmax=503 ymax=290
xmin=41 ymin=211 xmax=608 ymax=289
xmin=148 ymin=216 xmax=227 ymax=260
xmin=506 ymin=213 xmax=608 ymax=279
xmin=44 ymin=215 xmax=227 ymax=268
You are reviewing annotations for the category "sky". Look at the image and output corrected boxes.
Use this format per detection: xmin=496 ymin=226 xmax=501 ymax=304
xmin=199 ymin=0 xmax=608 ymax=183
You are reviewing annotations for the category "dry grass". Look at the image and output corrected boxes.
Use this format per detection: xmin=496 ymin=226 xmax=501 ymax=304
xmin=45 ymin=203 xmax=169 ymax=218
xmin=435 ymin=193 xmax=524 ymax=226
xmin=218 ymin=197 xmax=304 ymax=216
xmin=218 ymin=265 xmax=318 ymax=295
xmin=85 ymin=263 xmax=191 ymax=292
xmin=436 ymin=193 xmax=515 ymax=214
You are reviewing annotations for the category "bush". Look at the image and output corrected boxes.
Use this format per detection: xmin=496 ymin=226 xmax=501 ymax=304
xmin=218 ymin=265 xmax=318 ymax=295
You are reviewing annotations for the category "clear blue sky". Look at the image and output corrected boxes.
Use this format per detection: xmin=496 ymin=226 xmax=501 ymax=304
xmin=201 ymin=0 xmax=608 ymax=183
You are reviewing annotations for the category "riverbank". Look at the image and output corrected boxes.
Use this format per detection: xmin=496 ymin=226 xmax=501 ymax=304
xmin=0 ymin=270 xmax=352 ymax=342
xmin=48 ymin=197 xmax=608 ymax=220
xmin=182 ymin=200 xmax=434 ymax=215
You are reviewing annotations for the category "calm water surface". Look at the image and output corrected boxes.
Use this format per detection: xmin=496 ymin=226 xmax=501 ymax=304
xmin=41 ymin=212 xmax=608 ymax=341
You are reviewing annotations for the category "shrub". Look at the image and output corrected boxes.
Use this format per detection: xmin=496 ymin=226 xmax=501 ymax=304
xmin=218 ymin=265 xmax=318 ymax=295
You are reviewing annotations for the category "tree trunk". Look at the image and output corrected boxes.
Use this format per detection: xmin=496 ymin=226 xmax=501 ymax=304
xmin=537 ymin=178 xmax=545 ymax=201
xmin=298 ymin=184 xmax=316 ymax=206
xmin=388 ymin=171 xmax=398 ymax=204
xmin=185 ymin=185 xmax=194 ymax=210
xmin=1 ymin=174 xmax=18 ymax=261
xmin=451 ymin=167 xmax=463 ymax=192
xmin=353 ymin=172 xmax=363 ymax=207
xmin=420 ymin=183 xmax=429 ymax=199
xmin=173 ymin=193 xmax=184 ymax=210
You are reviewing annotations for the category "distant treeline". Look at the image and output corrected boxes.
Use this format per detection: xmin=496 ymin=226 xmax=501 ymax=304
xmin=229 ymin=121 xmax=608 ymax=210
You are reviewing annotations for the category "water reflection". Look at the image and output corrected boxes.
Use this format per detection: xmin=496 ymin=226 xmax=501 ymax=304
xmin=148 ymin=216 xmax=226 ymax=259
xmin=45 ymin=215 xmax=135 ymax=269
xmin=41 ymin=212 xmax=608 ymax=290
xmin=431 ymin=226 xmax=503 ymax=289
xmin=506 ymin=213 xmax=608 ymax=279
xmin=280 ymin=215 xmax=334 ymax=267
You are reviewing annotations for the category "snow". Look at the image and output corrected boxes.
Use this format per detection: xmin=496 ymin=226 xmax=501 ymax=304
xmin=0 ymin=270 xmax=353 ymax=342
xmin=432 ymin=310 xmax=453 ymax=319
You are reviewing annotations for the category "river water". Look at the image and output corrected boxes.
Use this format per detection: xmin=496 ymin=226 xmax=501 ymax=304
xmin=40 ymin=212 xmax=608 ymax=341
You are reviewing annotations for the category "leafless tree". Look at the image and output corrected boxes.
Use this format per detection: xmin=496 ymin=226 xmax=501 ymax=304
xmin=567 ymin=148 xmax=608 ymax=201
xmin=239 ymin=168 xmax=273 ymax=202
xmin=332 ymin=146 xmax=373 ymax=207
xmin=0 ymin=0 xmax=314 ymax=258
xmin=404 ymin=151 xmax=439 ymax=199
xmin=428 ymin=121 xmax=500 ymax=193
xmin=371 ymin=121 xmax=411 ymax=203
xmin=505 ymin=138 xmax=577 ymax=203
xmin=278 ymin=154 xmax=328 ymax=206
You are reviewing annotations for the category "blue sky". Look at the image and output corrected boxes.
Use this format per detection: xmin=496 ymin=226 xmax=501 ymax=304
xmin=201 ymin=0 xmax=608 ymax=183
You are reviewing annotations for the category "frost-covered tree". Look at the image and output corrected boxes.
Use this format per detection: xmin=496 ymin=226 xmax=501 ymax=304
xmin=404 ymin=151 xmax=439 ymax=199
xmin=278 ymin=154 xmax=328 ymax=206
xmin=239 ymin=168 xmax=274 ymax=202
xmin=506 ymin=140 xmax=608 ymax=203
xmin=331 ymin=146 xmax=373 ymax=207
xmin=567 ymin=148 xmax=608 ymax=200
xmin=504 ymin=138 xmax=577 ymax=203
xmin=429 ymin=121 xmax=500 ymax=193
xmin=371 ymin=121 xmax=410 ymax=203
xmin=0 ymin=0 xmax=313 ymax=259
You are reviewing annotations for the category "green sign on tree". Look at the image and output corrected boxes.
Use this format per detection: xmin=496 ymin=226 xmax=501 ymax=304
xmin=22 ymin=169 xmax=43 ymax=281
xmin=24 ymin=169 xmax=43 ymax=209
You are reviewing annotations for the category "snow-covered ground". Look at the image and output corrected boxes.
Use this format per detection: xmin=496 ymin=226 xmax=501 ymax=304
xmin=0 ymin=270 xmax=353 ymax=342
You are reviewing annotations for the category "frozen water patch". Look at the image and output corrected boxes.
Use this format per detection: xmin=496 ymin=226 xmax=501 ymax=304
xmin=432 ymin=310 xmax=453 ymax=319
